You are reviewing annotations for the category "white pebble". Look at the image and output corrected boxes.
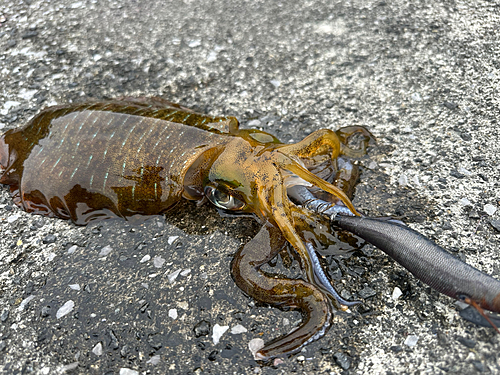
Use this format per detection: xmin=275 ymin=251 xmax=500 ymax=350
xmin=56 ymin=300 xmax=75 ymax=319
xmin=153 ymin=256 xmax=166 ymax=268
xmin=98 ymin=245 xmax=113 ymax=257
xmin=7 ymin=214 xmax=19 ymax=223
xmin=206 ymin=51 xmax=217 ymax=62
xmin=18 ymin=88 xmax=38 ymax=101
xmin=411 ymin=92 xmax=422 ymax=101
xmin=188 ymin=39 xmax=201 ymax=48
xmin=167 ymin=236 xmax=179 ymax=245
xmin=398 ymin=173 xmax=408 ymax=187
xmin=140 ymin=255 xmax=150 ymax=263
xmin=212 ymin=324 xmax=229 ymax=345
xmin=17 ymin=295 xmax=35 ymax=311
xmin=392 ymin=287 xmax=402 ymax=300
xmin=60 ymin=362 xmax=78 ymax=372
xmin=248 ymin=338 xmax=265 ymax=358
xmin=92 ymin=342 xmax=103 ymax=356
xmin=231 ymin=324 xmax=248 ymax=334
xmin=404 ymin=334 xmax=419 ymax=347
xmin=484 ymin=204 xmax=497 ymax=216
xmin=69 ymin=284 xmax=80 ymax=291
xmin=459 ymin=197 xmax=472 ymax=206
xmin=1 ymin=101 xmax=20 ymax=115
xmin=458 ymin=167 xmax=472 ymax=176
xmin=247 ymin=119 xmax=261 ymax=127
xmin=146 ymin=355 xmax=160 ymax=365
xmin=119 ymin=369 xmax=139 ymax=375
xmin=180 ymin=268 xmax=191 ymax=276
xmin=270 ymin=79 xmax=281 ymax=88
xmin=67 ymin=245 xmax=78 ymax=254
xmin=168 ymin=309 xmax=178 ymax=319
xmin=167 ymin=269 xmax=181 ymax=283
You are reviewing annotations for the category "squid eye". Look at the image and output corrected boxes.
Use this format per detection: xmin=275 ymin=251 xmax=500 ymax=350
xmin=204 ymin=186 xmax=245 ymax=211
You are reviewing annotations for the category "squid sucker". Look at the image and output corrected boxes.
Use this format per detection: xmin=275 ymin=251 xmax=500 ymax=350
xmin=2 ymin=97 xmax=498 ymax=362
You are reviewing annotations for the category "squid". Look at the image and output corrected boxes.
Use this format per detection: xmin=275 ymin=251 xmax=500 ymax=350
xmin=0 ymin=97 xmax=373 ymax=361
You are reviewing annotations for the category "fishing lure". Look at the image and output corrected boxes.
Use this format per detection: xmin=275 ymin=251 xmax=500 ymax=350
xmin=288 ymin=185 xmax=500 ymax=332
xmin=0 ymin=97 xmax=373 ymax=361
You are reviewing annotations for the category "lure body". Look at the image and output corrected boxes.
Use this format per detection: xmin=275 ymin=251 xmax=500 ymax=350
xmin=288 ymin=184 xmax=500 ymax=328
xmin=0 ymin=97 xmax=373 ymax=361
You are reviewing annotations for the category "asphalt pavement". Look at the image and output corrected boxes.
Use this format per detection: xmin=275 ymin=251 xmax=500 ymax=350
xmin=0 ymin=0 xmax=499 ymax=374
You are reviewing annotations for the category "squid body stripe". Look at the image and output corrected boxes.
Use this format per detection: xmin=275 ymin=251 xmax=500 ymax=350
xmin=70 ymin=167 xmax=79 ymax=180
xmin=102 ymin=170 xmax=109 ymax=191
xmin=50 ymin=156 xmax=63 ymax=174
xmin=120 ymin=116 xmax=142 ymax=147
xmin=102 ymin=114 xmax=127 ymax=161
xmin=120 ymin=116 xmax=145 ymax=176
xmin=86 ymin=155 xmax=93 ymax=168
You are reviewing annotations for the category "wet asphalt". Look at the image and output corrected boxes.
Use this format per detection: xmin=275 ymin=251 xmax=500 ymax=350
xmin=0 ymin=0 xmax=500 ymax=374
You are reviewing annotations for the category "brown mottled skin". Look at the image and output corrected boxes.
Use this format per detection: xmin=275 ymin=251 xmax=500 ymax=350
xmin=0 ymin=97 xmax=373 ymax=360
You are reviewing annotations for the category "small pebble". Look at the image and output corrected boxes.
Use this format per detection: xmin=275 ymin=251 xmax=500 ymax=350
xmin=146 ymin=355 xmax=160 ymax=365
xmin=98 ymin=245 xmax=112 ymax=257
xmin=168 ymin=308 xmax=178 ymax=319
xmin=17 ymin=295 xmax=35 ymax=311
xmin=167 ymin=269 xmax=181 ymax=283
xmin=231 ymin=324 xmax=248 ymax=334
xmin=167 ymin=236 xmax=179 ymax=245
xmin=140 ymin=255 xmax=150 ymax=263
xmin=153 ymin=256 xmax=165 ymax=268
xmin=270 ymin=79 xmax=281 ymax=88
xmin=248 ymin=338 xmax=265 ymax=358
xmin=0 ymin=309 xmax=9 ymax=322
xmin=457 ymin=336 xmax=476 ymax=348
xmin=67 ymin=245 xmax=78 ymax=254
xmin=358 ymin=286 xmax=376 ymax=299
xmin=398 ymin=173 xmax=408 ymax=187
xmin=69 ymin=284 xmax=80 ymax=291
xmin=484 ymin=204 xmax=497 ymax=216
xmin=7 ymin=214 xmax=19 ymax=223
xmin=333 ymin=352 xmax=351 ymax=370
xmin=206 ymin=51 xmax=217 ymax=62
xmin=296 ymin=355 xmax=305 ymax=362
xmin=180 ymin=268 xmax=191 ymax=276
xmin=92 ymin=342 xmax=103 ymax=356
xmin=193 ymin=320 xmax=210 ymax=337
xmin=56 ymin=300 xmax=75 ymax=319
xmin=459 ymin=198 xmax=472 ymax=206
xmin=392 ymin=287 xmax=402 ymax=300
xmin=42 ymin=234 xmax=57 ymax=244
xmin=188 ymin=39 xmax=201 ymax=48
xmin=404 ymin=334 xmax=418 ymax=347
xmin=457 ymin=167 xmax=472 ymax=176
xmin=60 ymin=362 xmax=78 ymax=372
xmin=212 ymin=324 xmax=229 ymax=345
xmin=247 ymin=119 xmax=261 ymax=127
xmin=119 ymin=369 xmax=139 ymax=375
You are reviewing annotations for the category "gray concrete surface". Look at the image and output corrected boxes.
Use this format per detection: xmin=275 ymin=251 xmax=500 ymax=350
xmin=1 ymin=0 xmax=499 ymax=374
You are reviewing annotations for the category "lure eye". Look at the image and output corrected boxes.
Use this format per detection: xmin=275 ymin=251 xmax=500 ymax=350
xmin=204 ymin=186 xmax=245 ymax=211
